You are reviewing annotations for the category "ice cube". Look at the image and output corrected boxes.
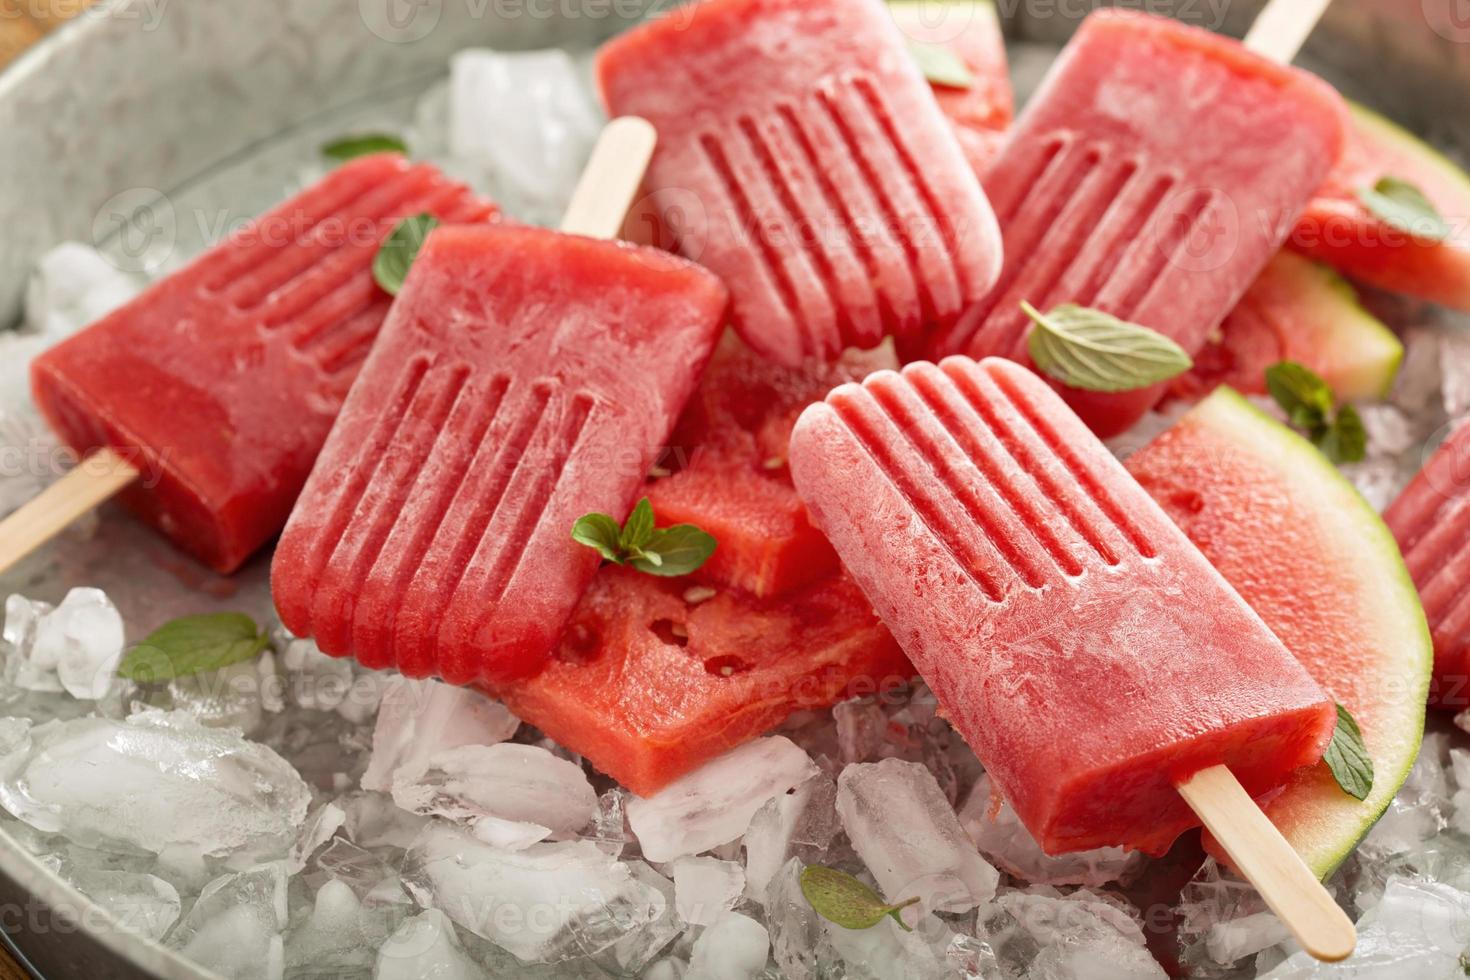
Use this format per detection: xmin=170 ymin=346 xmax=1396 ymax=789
xmin=340 ymin=791 xmax=430 ymax=851
xmin=23 ymin=242 xmax=142 ymax=340
xmin=1259 ymin=877 xmax=1470 ymax=978
xmin=447 ymin=49 xmax=602 ymax=225
xmin=834 ymin=699 xmax=890 ymax=764
xmin=627 ymin=736 xmax=819 ymax=863
xmin=671 ymin=856 xmax=745 ymax=927
xmin=687 ymin=912 xmax=770 ymax=980
xmin=392 ymin=743 xmax=596 ymax=837
xmin=403 ymin=822 xmax=664 ymax=964
xmin=279 ymin=635 xmax=355 ymax=712
xmin=594 ymin=861 xmax=683 ymax=976
xmin=1176 ymin=859 xmax=1289 ymax=968
xmin=5 ymin=588 xmax=125 ymax=699
xmin=764 ymin=858 xmax=836 ymax=980
xmin=285 ymin=878 xmax=405 ymax=978
xmin=376 ymin=909 xmax=485 ymax=980
xmin=1361 ymin=732 xmax=1451 ymax=860
xmin=837 ymin=759 xmax=998 ymax=917
xmin=165 ymin=657 xmax=276 ymax=735
xmin=958 ymin=774 xmax=1140 ymax=888
xmin=45 ymin=857 xmax=180 ymax=942
xmin=583 ymin=788 xmax=630 ymax=858
xmin=361 ymin=678 xmax=519 ymax=793
xmin=982 ymin=886 xmax=1166 ymax=980
xmin=469 ymin=815 xmax=553 ymax=851
xmin=0 ymin=708 xmax=309 ymax=862
xmin=165 ymin=863 xmax=289 ymax=980
xmin=742 ymin=772 xmax=837 ymax=902
xmin=824 ymin=914 xmax=955 ymax=980
xmin=289 ymin=801 xmax=346 ymax=873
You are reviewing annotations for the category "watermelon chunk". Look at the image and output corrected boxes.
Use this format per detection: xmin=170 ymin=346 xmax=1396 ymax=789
xmin=1289 ymin=102 xmax=1470 ymax=311
xmin=1171 ymin=251 xmax=1402 ymax=403
xmin=650 ymin=334 xmax=896 ymax=598
xmin=491 ymin=568 xmax=911 ymax=796
xmin=1128 ymin=388 xmax=1430 ymax=877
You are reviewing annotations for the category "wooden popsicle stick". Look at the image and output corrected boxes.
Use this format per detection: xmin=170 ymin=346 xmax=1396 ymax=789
xmin=1242 ymin=0 xmax=1333 ymax=64
xmin=1177 ymin=765 xmax=1355 ymax=962
xmin=559 ymin=116 xmax=658 ymax=242
xmin=0 ymin=448 xmax=139 ymax=575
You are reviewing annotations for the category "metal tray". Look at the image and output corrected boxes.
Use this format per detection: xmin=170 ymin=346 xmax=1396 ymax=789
xmin=0 ymin=0 xmax=1467 ymax=976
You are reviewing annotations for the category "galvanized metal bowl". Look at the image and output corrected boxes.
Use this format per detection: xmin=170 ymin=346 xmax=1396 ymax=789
xmin=0 ymin=0 xmax=1466 ymax=975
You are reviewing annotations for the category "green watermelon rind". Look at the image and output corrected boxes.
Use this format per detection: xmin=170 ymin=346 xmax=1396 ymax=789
xmin=1187 ymin=387 xmax=1430 ymax=878
xmin=1293 ymin=256 xmax=1403 ymax=402
xmin=1348 ymin=101 xmax=1470 ymax=213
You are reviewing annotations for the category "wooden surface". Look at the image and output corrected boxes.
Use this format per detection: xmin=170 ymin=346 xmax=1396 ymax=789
xmin=0 ymin=8 xmax=95 ymax=974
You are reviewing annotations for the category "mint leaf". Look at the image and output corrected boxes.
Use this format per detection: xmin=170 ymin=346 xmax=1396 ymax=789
xmin=1357 ymin=177 xmax=1451 ymax=242
xmin=117 ymin=613 xmax=269 ymax=683
xmin=633 ymin=524 xmax=718 ymax=577
xmin=322 ymin=133 xmax=408 ymax=162
xmin=572 ymin=500 xmax=716 ymax=579
xmin=1323 ymin=703 xmax=1374 ymax=801
xmin=373 ymin=214 xmax=439 ymax=296
xmin=620 ymin=497 xmax=656 ymax=553
xmin=906 ymin=39 xmax=973 ymax=90
xmin=800 ymin=865 xmax=919 ymax=931
xmin=571 ymin=513 xmax=623 ymax=563
xmin=1265 ymin=361 xmax=1370 ymax=465
xmin=1023 ymin=301 xmax=1192 ymax=393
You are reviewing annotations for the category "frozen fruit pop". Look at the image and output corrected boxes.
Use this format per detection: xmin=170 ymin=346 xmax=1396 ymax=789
xmin=1385 ymin=420 xmax=1470 ymax=708
xmin=12 ymin=155 xmax=496 ymax=574
xmin=790 ymin=356 xmax=1354 ymax=959
xmin=925 ymin=6 xmax=1345 ymax=437
xmin=272 ymin=120 xmax=730 ymax=686
xmin=596 ymin=0 xmax=1002 ymax=367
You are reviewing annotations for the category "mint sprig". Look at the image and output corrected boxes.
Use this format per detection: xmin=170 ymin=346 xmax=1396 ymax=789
xmin=1356 ymin=177 xmax=1451 ymax=242
xmin=572 ymin=498 xmax=716 ymax=578
xmin=1323 ymin=703 xmax=1374 ymax=801
xmin=373 ymin=214 xmax=439 ymax=296
xmin=1023 ymin=301 xmax=1193 ymax=393
xmin=906 ymin=40 xmax=973 ymax=90
xmin=117 ymin=613 xmax=270 ymax=683
xmin=1264 ymin=361 xmax=1368 ymax=464
xmin=800 ymin=865 xmax=919 ymax=931
xmin=321 ymin=133 xmax=409 ymax=163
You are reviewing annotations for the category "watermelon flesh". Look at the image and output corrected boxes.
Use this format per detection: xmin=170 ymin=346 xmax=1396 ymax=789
xmin=1128 ymin=388 xmax=1430 ymax=877
xmin=649 ymin=334 xmax=897 ymax=598
xmin=1288 ymin=102 xmax=1470 ymax=312
xmin=1170 ymin=251 xmax=1402 ymax=404
xmin=489 ymin=567 xmax=910 ymax=796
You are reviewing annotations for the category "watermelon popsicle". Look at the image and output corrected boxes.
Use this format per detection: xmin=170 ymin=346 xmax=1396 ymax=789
xmin=789 ymin=356 xmax=1354 ymax=959
xmin=8 ymin=156 xmax=496 ymax=574
xmin=595 ymin=0 xmax=1003 ymax=367
xmin=271 ymin=120 xmax=731 ymax=685
xmin=926 ymin=4 xmax=1345 ymax=437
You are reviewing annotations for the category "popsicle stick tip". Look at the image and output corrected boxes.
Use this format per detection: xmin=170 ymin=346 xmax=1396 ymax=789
xmin=1177 ymin=765 xmax=1356 ymax=962
xmin=559 ymin=115 xmax=659 ymax=240
xmin=1242 ymin=0 xmax=1333 ymax=64
xmin=0 ymin=447 xmax=140 ymax=576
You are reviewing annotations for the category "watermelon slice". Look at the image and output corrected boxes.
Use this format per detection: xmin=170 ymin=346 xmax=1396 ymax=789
xmin=1127 ymin=388 xmax=1430 ymax=876
xmin=491 ymin=568 xmax=911 ymax=796
xmin=1289 ymin=102 xmax=1470 ymax=311
xmin=649 ymin=334 xmax=896 ymax=598
xmin=890 ymin=0 xmax=1012 ymax=173
xmin=1171 ymin=251 xmax=1402 ymax=404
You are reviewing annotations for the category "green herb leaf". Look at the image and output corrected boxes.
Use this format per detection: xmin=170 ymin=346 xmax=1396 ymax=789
xmin=373 ymin=214 xmax=439 ymax=296
xmin=906 ymin=39 xmax=974 ymax=90
xmin=117 ymin=613 xmax=270 ymax=683
xmin=321 ymin=133 xmax=408 ymax=162
xmin=572 ymin=500 xmax=716 ymax=579
xmin=620 ymin=497 xmax=656 ymax=552
xmin=631 ymin=525 xmax=719 ymax=577
xmin=1023 ymin=301 xmax=1193 ymax=393
xmin=799 ymin=866 xmax=919 ymax=931
xmin=571 ymin=513 xmax=624 ymax=563
xmin=1265 ymin=361 xmax=1334 ymax=430
xmin=1319 ymin=403 xmax=1368 ymax=465
xmin=1356 ymin=177 xmax=1452 ymax=242
xmin=1323 ymin=703 xmax=1374 ymax=801
xmin=1264 ymin=361 xmax=1371 ymax=465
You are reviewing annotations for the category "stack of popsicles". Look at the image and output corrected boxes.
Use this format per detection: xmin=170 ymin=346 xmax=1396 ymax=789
xmin=11 ymin=0 xmax=1372 ymax=958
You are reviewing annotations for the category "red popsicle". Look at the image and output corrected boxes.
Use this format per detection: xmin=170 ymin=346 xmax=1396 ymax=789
xmin=22 ymin=155 xmax=496 ymax=573
xmin=596 ymin=0 xmax=1002 ymax=366
xmin=924 ymin=8 xmax=1345 ymax=437
xmin=273 ymin=122 xmax=730 ymax=685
